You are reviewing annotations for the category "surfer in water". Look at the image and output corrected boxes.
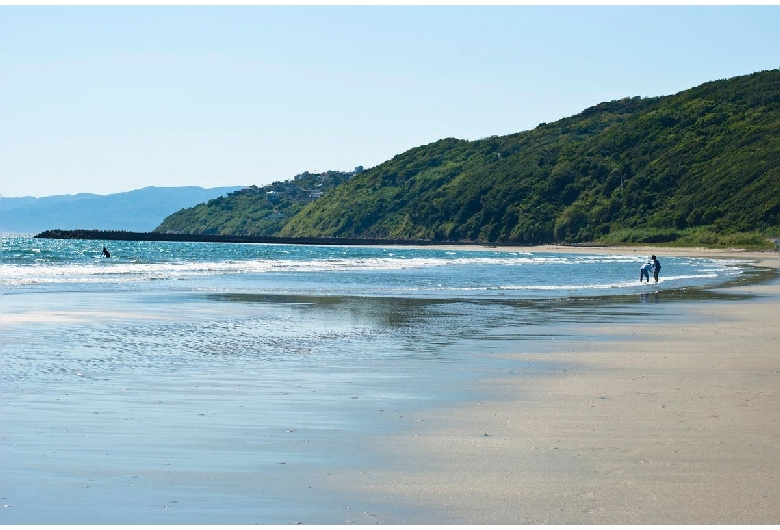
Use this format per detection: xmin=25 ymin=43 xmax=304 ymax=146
xmin=102 ymin=246 xmax=111 ymax=258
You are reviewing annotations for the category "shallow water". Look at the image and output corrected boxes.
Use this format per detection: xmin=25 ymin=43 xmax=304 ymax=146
xmin=0 ymin=238 xmax=769 ymax=523
xmin=1 ymin=236 xmax=750 ymax=297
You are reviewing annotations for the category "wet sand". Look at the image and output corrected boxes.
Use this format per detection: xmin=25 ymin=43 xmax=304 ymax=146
xmin=2 ymin=245 xmax=777 ymax=524
xmin=334 ymin=247 xmax=780 ymax=524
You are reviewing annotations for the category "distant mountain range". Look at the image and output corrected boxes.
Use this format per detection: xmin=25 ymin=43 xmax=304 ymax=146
xmin=1 ymin=186 xmax=244 ymax=234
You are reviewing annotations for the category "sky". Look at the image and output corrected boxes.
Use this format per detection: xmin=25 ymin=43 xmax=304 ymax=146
xmin=1 ymin=5 xmax=779 ymax=198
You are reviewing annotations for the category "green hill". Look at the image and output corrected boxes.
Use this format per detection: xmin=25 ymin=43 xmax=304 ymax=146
xmin=155 ymin=170 xmax=359 ymax=236
xmin=157 ymin=70 xmax=780 ymax=246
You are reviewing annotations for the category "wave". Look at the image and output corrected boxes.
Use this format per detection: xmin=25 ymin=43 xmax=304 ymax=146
xmin=1 ymin=242 xmax=749 ymax=297
xmin=0 ymin=255 xmax=576 ymax=284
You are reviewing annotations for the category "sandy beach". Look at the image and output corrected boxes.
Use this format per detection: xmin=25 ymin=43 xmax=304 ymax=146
xmin=333 ymin=246 xmax=779 ymax=524
xmin=2 ymin=242 xmax=777 ymax=524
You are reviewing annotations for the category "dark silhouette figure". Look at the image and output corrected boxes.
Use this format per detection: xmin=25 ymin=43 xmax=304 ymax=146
xmin=652 ymin=255 xmax=661 ymax=282
xmin=102 ymin=246 xmax=111 ymax=258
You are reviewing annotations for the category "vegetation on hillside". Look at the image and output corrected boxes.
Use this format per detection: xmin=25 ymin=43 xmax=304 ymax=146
xmin=157 ymin=70 xmax=780 ymax=247
xmin=156 ymin=170 xmax=359 ymax=235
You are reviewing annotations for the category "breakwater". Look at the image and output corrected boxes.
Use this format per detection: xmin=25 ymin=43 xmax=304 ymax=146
xmin=34 ymin=229 xmax=473 ymax=247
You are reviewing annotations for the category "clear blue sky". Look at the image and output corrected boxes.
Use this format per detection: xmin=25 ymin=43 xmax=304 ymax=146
xmin=1 ymin=5 xmax=778 ymax=198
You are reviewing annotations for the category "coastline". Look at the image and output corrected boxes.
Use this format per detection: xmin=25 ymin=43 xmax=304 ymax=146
xmin=31 ymin=230 xmax=780 ymax=268
xmin=452 ymin=243 xmax=780 ymax=269
xmin=3 ymin=241 xmax=777 ymax=523
xmin=334 ymin=252 xmax=779 ymax=524
xmin=532 ymin=244 xmax=780 ymax=269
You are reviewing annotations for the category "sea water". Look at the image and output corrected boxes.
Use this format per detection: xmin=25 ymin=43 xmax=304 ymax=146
xmin=0 ymin=236 xmax=746 ymax=297
xmin=0 ymin=236 xmax=759 ymax=524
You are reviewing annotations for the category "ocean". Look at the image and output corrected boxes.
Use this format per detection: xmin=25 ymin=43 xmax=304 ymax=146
xmin=0 ymin=236 xmax=760 ymax=524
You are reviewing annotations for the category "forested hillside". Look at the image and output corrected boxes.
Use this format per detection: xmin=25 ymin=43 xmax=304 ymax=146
xmin=156 ymin=170 xmax=359 ymax=236
xmin=158 ymin=70 xmax=780 ymax=246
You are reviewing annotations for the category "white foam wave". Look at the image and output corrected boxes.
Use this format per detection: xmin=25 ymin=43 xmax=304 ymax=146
xmin=0 ymin=253 xmax=736 ymax=294
xmin=0 ymin=255 xmax=574 ymax=286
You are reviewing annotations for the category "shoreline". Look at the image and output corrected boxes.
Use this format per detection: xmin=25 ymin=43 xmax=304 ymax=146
xmin=444 ymin=243 xmax=780 ymax=269
xmin=3 ymin=241 xmax=777 ymax=523
xmin=29 ymin=229 xmax=780 ymax=265
xmin=334 ymin=260 xmax=779 ymax=523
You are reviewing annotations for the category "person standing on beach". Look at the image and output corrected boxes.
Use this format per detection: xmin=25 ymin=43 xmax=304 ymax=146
xmin=640 ymin=261 xmax=653 ymax=282
xmin=652 ymin=255 xmax=661 ymax=282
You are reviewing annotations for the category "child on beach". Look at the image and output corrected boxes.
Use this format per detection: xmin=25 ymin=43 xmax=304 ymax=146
xmin=640 ymin=261 xmax=653 ymax=282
